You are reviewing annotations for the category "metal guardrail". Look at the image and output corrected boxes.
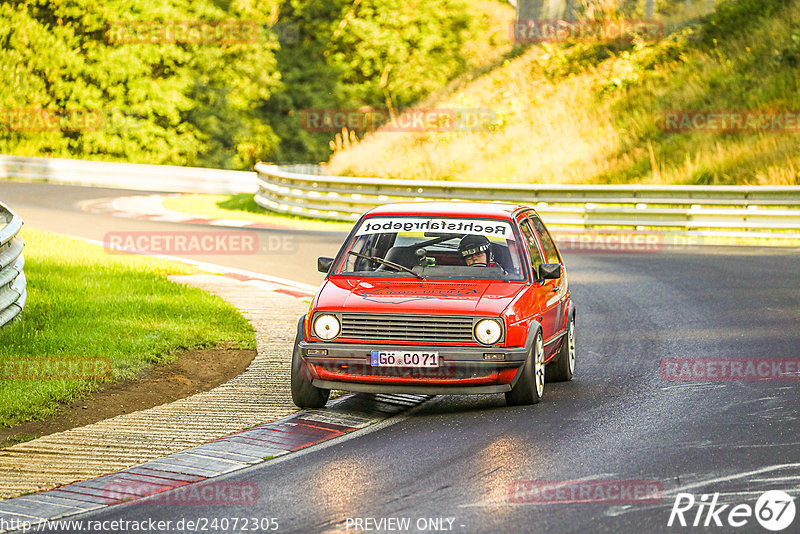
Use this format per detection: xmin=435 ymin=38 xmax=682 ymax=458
xmin=0 ymin=154 xmax=256 ymax=195
xmin=0 ymin=202 xmax=26 ymax=328
xmin=254 ymin=163 xmax=800 ymax=238
xmin=3 ymin=154 xmax=798 ymax=239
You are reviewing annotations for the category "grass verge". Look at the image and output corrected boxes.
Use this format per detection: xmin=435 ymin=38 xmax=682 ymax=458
xmin=162 ymin=193 xmax=354 ymax=233
xmin=0 ymin=228 xmax=256 ymax=428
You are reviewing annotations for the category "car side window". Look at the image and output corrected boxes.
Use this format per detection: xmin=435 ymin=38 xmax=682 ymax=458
xmin=519 ymin=220 xmax=545 ymax=279
xmin=529 ymin=215 xmax=561 ymax=264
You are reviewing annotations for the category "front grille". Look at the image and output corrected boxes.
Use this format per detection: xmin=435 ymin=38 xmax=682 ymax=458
xmin=339 ymin=313 xmax=475 ymax=343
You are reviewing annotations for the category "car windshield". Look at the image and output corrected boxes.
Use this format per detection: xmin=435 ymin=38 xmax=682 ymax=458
xmin=332 ymin=216 xmax=526 ymax=281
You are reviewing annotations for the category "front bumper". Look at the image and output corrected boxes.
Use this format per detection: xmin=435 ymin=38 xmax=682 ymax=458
xmin=299 ymin=341 xmax=528 ymax=395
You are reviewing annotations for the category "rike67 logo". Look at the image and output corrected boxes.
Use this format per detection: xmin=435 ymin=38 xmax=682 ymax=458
xmin=668 ymin=491 xmax=796 ymax=531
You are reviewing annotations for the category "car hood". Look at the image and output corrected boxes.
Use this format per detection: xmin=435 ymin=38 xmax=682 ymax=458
xmin=315 ymin=277 xmax=525 ymax=316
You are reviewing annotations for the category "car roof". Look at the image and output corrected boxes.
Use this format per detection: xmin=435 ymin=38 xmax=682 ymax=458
xmin=362 ymin=202 xmax=530 ymax=219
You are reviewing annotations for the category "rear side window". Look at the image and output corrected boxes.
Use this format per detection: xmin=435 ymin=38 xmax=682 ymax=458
xmin=519 ymin=220 xmax=545 ymax=278
xmin=529 ymin=215 xmax=560 ymax=264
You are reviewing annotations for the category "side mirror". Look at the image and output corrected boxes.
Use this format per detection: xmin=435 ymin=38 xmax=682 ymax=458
xmin=317 ymin=257 xmax=334 ymax=273
xmin=539 ymin=263 xmax=561 ymax=280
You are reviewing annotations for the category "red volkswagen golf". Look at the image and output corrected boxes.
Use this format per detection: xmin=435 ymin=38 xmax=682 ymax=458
xmin=291 ymin=202 xmax=575 ymax=408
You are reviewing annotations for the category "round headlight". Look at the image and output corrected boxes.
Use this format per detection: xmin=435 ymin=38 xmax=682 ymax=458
xmin=313 ymin=314 xmax=340 ymax=340
xmin=474 ymin=318 xmax=502 ymax=345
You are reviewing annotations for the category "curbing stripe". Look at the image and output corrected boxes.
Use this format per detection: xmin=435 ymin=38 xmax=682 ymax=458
xmin=121 ymin=468 xmax=203 ymax=484
xmin=134 ymin=462 xmax=226 ymax=479
xmin=16 ymin=495 xmax=102 ymax=512
xmin=0 ymin=498 xmax=77 ymax=521
xmin=203 ymin=438 xmax=288 ymax=458
xmin=178 ymin=448 xmax=264 ymax=464
xmin=0 ymin=513 xmax=37 ymax=524
xmin=49 ymin=486 xmax=113 ymax=499
xmin=0 ymin=394 xmax=430 ymax=531
xmin=39 ymin=490 xmax=111 ymax=505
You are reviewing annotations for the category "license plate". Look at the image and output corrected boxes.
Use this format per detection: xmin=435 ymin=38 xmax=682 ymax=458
xmin=370 ymin=350 xmax=439 ymax=368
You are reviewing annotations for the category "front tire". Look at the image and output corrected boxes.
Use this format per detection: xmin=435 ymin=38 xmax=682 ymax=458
xmin=546 ymin=315 xmax=575 ymax=382
xmin=290 ymin=320 xmax=330 ymax=409
xmin=505 ymin=330 xmax=545 ymax=406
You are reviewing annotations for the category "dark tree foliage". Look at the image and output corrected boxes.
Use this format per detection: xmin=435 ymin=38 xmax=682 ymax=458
xmin=1 ymin=0 xmax=480 ymax=168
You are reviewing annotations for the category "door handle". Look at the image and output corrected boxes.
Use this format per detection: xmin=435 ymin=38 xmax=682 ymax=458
xmin=551 ymin=286 xmax=560 ymax=292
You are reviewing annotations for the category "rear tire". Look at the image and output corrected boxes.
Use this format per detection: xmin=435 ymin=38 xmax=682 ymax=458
xmin=290 ymin=320 xmax=330 ymax=409
xmin=546 ymin=316 xmax=575 ymax=382
xmin=505 ymin=331 xmax=544 ymax=406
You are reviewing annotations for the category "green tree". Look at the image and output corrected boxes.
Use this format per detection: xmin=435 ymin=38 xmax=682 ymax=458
xmin=1 ymin=0 xmax=281 ymax=169
xmin=263 ymin=0 xmax=480 ymax=163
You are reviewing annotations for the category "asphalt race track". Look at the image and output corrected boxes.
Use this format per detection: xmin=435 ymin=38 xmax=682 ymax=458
xmin=0 ymin=182 xmax=344 ymax=286
xmin=3 ymin=182 xmax=799 ymax=533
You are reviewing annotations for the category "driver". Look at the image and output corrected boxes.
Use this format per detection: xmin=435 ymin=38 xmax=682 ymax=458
xmin=459 ymin=235 xmax=500 ymax=268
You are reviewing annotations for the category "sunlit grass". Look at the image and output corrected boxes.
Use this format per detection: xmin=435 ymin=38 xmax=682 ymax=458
xmin=327 ymin=0 xmax=800 ymax=186
xmin=0 ymin=228 xmax=256 ymax=427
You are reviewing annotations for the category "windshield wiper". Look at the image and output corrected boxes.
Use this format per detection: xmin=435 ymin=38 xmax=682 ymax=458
xmin=348 ymin=251 xmax=424 ymax=280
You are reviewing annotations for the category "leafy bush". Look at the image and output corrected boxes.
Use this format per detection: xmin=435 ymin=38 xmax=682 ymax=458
xmin=263 ymin=0 xmax=499 ymax=163
xmin=0 ymin=0 xmax=282 ymax=169
xmin=0 ymin=0 xmax=503 ymax=167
